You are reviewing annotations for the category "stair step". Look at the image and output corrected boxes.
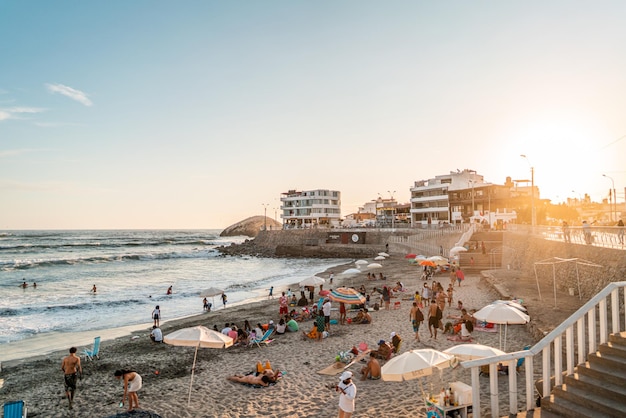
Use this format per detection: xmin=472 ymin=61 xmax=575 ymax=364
xmin=608 ymin=331 xmax=626 ymax=346
xmin=553 ymin=384 xmax=626 ymax=417
xmin=501 ymin=408 xmax=541 ymax=418
xmin=565 ymin=372 xmax=626 ymax=402
xmin=575 ymin=361 xmax=626 ymax=388
xmin=541 ymin=394 xmax=612 ymax=418
xmin=601 ymin=340 xmax=626 ymax=358
xmin=588 ymin=352 xmax=626 ymax=373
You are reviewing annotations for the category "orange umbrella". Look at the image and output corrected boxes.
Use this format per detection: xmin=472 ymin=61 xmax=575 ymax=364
xmin=419 ymin=260 xmax=436 ymax=267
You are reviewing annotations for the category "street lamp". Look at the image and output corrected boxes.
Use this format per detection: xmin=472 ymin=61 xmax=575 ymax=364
xmin=261 ymin=203 xmax=269 ymax=231
xmin=388 ymin=190 xmax=396 ymax=229
xmin=520 ymin=154 xmax=536 ymax=226
xmin=602 ymin=174 xmax=616 ymax=223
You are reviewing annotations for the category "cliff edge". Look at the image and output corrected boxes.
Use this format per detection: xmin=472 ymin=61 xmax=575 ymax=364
xmin=220 ymin=216 xmax=282 ymax=238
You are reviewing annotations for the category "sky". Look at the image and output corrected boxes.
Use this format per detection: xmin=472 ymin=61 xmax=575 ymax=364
xmin=1 ymin=1 xmax=625 ymax=230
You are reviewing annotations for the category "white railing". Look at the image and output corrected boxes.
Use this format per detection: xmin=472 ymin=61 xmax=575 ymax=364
xmin=461 ymin=281 xmax=626 ymax=417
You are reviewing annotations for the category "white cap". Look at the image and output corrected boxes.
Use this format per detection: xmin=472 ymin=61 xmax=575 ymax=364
xmin=269 ymin=320 xmax=274 ymax=324
xmin=339 ymin=371 xmax=353 ymax=381
xmin=390 ymin=332 xmax=396 ymax=338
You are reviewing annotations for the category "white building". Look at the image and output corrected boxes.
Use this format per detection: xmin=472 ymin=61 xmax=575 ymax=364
xmin=410 ymin=169 xmax=484 ymax=226
xmin=280 ymin=189 xmax=341 ymax=228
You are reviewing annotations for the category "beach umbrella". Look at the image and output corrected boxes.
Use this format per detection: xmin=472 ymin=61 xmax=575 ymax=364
xmin=443 ymin=344 xmax=506 ymax=361
xmin=404 ymin=253 xmax=417 ymax=259
xmin=419 ymin=260 xmax=436 ymax=267
xmin=415 ymin=255 xmax=427 ymax=260
xmin=374 ymin=255 xmax=386 ymax=261
xmin=329 ymin=287 xmax=366 ymax=305
xmin=164 ymin=326 xmax=233 ymax=406
xmin=367 ymin=263 xmax=383 ymax=269
xmin=355 ymin=260 xmax=369 ymax=266
xmin=449 ymin=246 xmax=468 ymax=254
xmin=493 ymin=300 xmax=527 ymax=312
xmin=473 ymin=303 xmax=530 ymax=350
xmin=299 ymin=276 xmax=326 ymax=287
xmin=199 ymin=287 xmax=224 ymax=309
xmin=340 ymin=268 xmax=362 ymax=276
xmin=428 ymin=256 xmax=449 ymax=266
xmin=381 ymin=349 xmax=453 ymax=381
xmin=378 ymin=252 xmax=390 ymax=257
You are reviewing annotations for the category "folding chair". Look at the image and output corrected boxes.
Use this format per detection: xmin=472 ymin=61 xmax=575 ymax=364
xmin=82 ymin=336 xmax=101 ymax=360
xmin=3 ymin=400 xmax=27 ymax=418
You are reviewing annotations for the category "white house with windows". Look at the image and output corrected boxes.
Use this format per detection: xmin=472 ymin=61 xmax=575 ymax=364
xmin=410 ymin=169 xmax=484 ymax=226
xmin=280 ymin=189 xmax=341 ymax=228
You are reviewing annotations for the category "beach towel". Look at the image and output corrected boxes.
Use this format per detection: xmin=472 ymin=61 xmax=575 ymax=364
xmin=317 ymin=350 xmax=371 ymax=375
xmin=474 ymin=323 xmax=498 ymax=333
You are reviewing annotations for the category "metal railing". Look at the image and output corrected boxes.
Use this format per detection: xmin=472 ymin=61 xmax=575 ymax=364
xmin=507 ymin=224 xmax=625 ymax=249
xmin=461 ymin=281 xmax=626 ymax=417
xmin=387 ymin=225 xmax=471 ymax=258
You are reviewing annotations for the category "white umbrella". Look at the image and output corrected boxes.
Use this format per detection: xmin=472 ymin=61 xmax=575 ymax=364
xmin=381 ymin=349 xmax=453 ymax=381
xmin=374 ymin=255 xmax=386 ymax=261
xmin=199 ymin=287 xmax=224 ymax=310
xmin=493 ymin=300 xmax=527 ymax=312
xmin=443 ymin=344 xmax=506 ymax=361
xmin=473 ymin=304 xmax=530 ymax=350
xmin=164 ymin=326 xmax=233 ymax=406
xmin=415 ymin=255 xmax=427 ymax=260
xmin=355 ymin=260 xmax=369 ymax=266
xmin=367 ymin=263 xmax=383 ymax=269
xmin=340 ymin=268 xmax=362 ymax=276
xmin=378 ymin=252 xmax=390 ymax=257
xmin=449 ymin=246 xmax=468 ymax=254
xmin=299 ymin=276 xmax=326 ymax=287
xmin=428 ymin=256 xmax=449 ymax=266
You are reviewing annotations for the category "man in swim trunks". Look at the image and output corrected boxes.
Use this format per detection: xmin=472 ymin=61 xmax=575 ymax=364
xmin=428 ymin=299 xmax=440 ymax=339
xmin=61 ymin=347 xmax=82 ymax=409
xmin=359 ymin=353 xmax=381 ymax=380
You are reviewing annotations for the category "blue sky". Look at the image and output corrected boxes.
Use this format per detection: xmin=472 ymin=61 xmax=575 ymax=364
xmin=1 ymin=1 xmax=625 ymax=229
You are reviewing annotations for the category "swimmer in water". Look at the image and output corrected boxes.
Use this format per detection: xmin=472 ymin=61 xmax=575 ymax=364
xmin=92 ymin=284 xmax=97 ymax=293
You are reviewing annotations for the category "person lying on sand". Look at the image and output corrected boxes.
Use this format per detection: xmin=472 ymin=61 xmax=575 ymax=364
xmin=227 ymin=374 xmax=273 ymax=387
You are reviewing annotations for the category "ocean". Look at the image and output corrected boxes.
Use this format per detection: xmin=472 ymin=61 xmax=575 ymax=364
xmin=0 ymin=230 xmax=346 ymax=346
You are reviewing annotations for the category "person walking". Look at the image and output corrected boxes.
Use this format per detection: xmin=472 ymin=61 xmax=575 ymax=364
xmin=410 ymin=302 xmax=424 ymax=342
xmin=61 ymin=347 xmax=82 ymax=410
xmin=222 ymin=293 xmax=228 ymax=308
xmin=268 ymin=286 xmax=274 ymax=299
xmin=336 ymin=371 xmax=357 ymax=418
xmin=152 ymin=305 xmax=160 ymax=327
xmin=617 ymin=219 xmax=624 ymax=245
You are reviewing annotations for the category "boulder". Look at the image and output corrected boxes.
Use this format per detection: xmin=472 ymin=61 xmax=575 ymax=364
xmin=220 ymin=216 xmax=282 ymax=238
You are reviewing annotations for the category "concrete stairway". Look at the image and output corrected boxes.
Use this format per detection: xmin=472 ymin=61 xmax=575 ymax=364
xmin=540 ymin=331 xmax=626 ymax=417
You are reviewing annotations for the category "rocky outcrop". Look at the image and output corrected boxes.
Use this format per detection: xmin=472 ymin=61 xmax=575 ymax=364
xmin=219 ymin=216 xmax=282 ymax=238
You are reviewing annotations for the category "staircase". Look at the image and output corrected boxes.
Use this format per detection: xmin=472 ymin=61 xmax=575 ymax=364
xmin=540 ymin=331 xmax=626 ymax=418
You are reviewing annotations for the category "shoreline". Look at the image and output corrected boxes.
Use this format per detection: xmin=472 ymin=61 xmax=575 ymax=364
xmin=0 ymin=257 xmax=542 ymax=417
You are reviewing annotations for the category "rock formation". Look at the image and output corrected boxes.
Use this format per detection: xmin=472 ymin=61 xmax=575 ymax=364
xmin=220 ymin=216 xmax=282 ymax=238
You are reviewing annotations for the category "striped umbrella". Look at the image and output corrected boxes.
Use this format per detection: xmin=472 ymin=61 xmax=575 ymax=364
xmin=329 ymin=287 xmax=366 ymax=305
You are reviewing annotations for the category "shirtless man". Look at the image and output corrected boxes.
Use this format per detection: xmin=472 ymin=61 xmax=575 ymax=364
xmin=227 ymin=373 xmax=272 ymax=386
xmin=428 ymin=299 xmax=440 ymax=339
xmin=360 ymin=353 xmax=381 ymax=380
xmin=61 ymin=347 xmax=82 ymax=409
xmin=410 ymin=302 xmax=423 ymax=341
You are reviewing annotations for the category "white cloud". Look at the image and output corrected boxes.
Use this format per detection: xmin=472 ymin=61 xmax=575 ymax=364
xmin=0 ymin=107 xmax=45 ymax=121
xmin=45 ymin=83 xmax=93 ymax=106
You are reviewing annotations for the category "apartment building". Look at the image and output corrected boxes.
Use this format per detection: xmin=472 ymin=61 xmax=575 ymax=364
xmin=280 ymin=189 xmax=341 ymax=228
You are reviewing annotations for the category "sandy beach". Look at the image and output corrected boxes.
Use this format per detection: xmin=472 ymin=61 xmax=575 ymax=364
xmin=0 ymin=257 xmax=541 ymax=418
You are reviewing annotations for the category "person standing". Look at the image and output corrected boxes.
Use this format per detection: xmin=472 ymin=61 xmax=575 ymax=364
xmin=322 ymin=298 xmax=332 ymax=331
xmin=455 ymin=268 xmax=465 ymax=287
xmin=339 ymin=302 xmax=346 ymax=325
xmin=91 ymin=284 xmax=97 ymax=293
xmin=61 ymin=347 xmax=82 ymax=410
xmin=329 ymin=272 xmax=334 ymax=284
xmin=152 ymin=305 xmax=160 ymax=327
xmin=268 ymin=286 xmax=274 ymax=299
xmin=336 ymin=371 xmax=357 ymax=417
xmin=428 ymin=299 xmax=440 ymax=340
xmin=222 ymin=293 xmax=228 ymax=308
xmin=279 ymin=292 xmax=288 ymax=315
xmin=203 ymin=297 xmax=209 ymax=311
xmin=166 ymin=286 xmax=172 ymax=295
xmin=617 ymin=219 xmax=624 ymax=245
xmin=410 ymin=302 xmax=424 ymax=341
xmin=114 ymin=369 xmax=142 ymax=412
xmin=562 ymin=221 xmax=571 ymax=243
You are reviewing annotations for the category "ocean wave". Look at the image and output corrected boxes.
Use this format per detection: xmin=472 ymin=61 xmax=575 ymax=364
xmin=0 ymin=239 xmax=220 ymax=252
xmin=0 ymin=298 xmax=147 ymax=318
xmin=1 ymin=249 xmax=220 ymax=271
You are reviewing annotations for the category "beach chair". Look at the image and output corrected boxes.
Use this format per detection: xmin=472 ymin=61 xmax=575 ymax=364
xmin=82 ymin=336 xmax=101 ymax=361
xmin=250 ymin=329 xmax=274 ymax=348
xmin=3 ymin=400 xmax=27 ymax=418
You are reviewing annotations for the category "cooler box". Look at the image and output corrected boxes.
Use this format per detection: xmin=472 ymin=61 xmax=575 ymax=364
xmin=450 ymin=381 xmax=472 ymax=405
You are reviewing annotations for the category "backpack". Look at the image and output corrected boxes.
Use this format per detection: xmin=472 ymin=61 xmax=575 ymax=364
xmin=416 ymin=308 xmax=424 ymax=322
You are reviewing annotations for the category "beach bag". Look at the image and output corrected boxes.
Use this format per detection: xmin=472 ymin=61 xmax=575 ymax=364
xmin=416 ymin=308 xmax=424 ymax=322
xmin=373 ymin=303 xmax=380 ymax=311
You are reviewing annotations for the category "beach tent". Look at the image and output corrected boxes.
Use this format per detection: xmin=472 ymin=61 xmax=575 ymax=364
xmin=199 ymin=287 xmax=224 ymax=310
xmin=164 ymin=326 xmax=233 ymax=406
xmin=532 ymin=257 xmax=602 ymax=308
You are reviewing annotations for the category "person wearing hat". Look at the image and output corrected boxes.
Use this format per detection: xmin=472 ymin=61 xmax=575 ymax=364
xmin=370 ymin=339 xmax=392 ymax=360
xmin=336 ymin=371 xmax=356 ymax=417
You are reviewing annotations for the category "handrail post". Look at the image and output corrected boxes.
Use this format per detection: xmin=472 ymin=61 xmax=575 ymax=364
xmin=542 ymin=345 xmax=551 ymax=399
xmin=588 ymin=307 xmax=597 ymax=354
xmin=525 ymin=355 xmax=534 ymax=410
xmin=471 ymin=367 xmax=480 ymax=418
xmin=566 ymin=326 xmax=574 ymax=374
xmin=554 ymin=336 xmax=562 ymax=386
xmin=576 ymin=317 xmax=585 ymax=365
xmin=489 ymin=363 xmax=499 ymax=417
xmin=611 ymin=289 xmax=619 ymax=333
xmin=508 ymin=359 xmax=518 ymax=414
xmin=599 ymin=298 xmax=608 ymax=344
